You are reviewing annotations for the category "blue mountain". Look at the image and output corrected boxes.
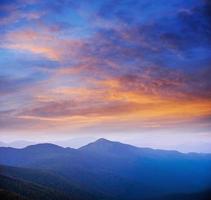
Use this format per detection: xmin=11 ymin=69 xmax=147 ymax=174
xmin=0 ymin=139 xmax=211 ymax=200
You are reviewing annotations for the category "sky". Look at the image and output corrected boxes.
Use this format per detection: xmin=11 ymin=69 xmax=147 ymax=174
xmin=0 ymin=0 xmax=211 ymax=151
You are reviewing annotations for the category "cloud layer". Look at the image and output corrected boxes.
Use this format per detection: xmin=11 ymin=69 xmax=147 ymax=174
xmin=0 ymin=0 xmax=211 ymax=139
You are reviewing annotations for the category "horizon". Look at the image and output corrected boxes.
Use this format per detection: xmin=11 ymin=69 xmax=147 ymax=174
xmin=1 ymin=136 xmax=211 ymax=153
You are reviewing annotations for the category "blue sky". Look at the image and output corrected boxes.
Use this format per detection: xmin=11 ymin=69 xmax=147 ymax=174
xmin=0 ymin=0 xmax=211 ymax=150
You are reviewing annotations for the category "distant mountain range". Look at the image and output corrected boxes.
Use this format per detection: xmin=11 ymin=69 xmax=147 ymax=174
xmin=0 ymin=138 xmax=211 ymax=200
xmin=1 ymin=138 xmax=211 ymax=153
xmin=0 ymin=137 xmax=96 ymax=149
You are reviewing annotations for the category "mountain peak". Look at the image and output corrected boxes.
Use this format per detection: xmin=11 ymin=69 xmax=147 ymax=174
xmin=79 ymin=138 xmax=115 ymax=151
xmin=95 ymin=138 xmax=111 ymax=143
xmin=24 ymin=143 xmax=63 ymax=151
xmin=81 ymin=138 xmax=117 ymax=148
xmin=79 ymin=138 xmax=137 ymax=156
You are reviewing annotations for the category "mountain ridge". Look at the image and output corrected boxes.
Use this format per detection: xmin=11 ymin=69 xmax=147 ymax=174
xmin=1 ymin=138 xmax=211 ymax=156
xmin=0 ymin=138 xmax=211 ymax=200
xmin=1 ymin=138 xmax=210 ymax=155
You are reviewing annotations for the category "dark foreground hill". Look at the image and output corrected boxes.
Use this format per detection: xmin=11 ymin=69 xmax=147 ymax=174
xmin=0 ymin=189 xmax=28 ymax=200
xmin=148 ymin=189 xmax=211 ymax=200
xmin=0 ymin=139 xmax=211 ymax=200
xmin=0 ymin=174 xmax=70 ymax=200
xmin=0 ymin=165 xmax=99 ymax=200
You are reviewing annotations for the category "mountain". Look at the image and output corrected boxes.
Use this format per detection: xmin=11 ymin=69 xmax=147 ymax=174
xmin=0 ymin=189 xmax=28 ymax=200
xmin=79 ymin=139 xmax=211 ymax=197
xmin=79 ymin=138 xmax=183 ymax=157
xmin=0 ymin=165 xmax=98 ymax=200
xmin=148 ymin=189 xmax=211 ymax=200
xmin=55 ymin=137 xmax=97 ymax=148
xmin=0 ymin=139 xmax=211 ymax=200
xmin=0 ymin=137 xmax=96 ymax=149
xmin=0 ymin=174 xmax=70 ymax=200
xmin=0 ymin=143 xmax=77 ymax=166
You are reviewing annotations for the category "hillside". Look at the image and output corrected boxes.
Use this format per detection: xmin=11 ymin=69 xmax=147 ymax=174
xmin=0 ymin=165 xmax=98 ymax=200
xmin=0 ymin=139 xmax=211 ymax=200
xmin=0 ymin=189 xmax=28 ymax=200
xmin=0 ymin=174 xmax=70 ymax=200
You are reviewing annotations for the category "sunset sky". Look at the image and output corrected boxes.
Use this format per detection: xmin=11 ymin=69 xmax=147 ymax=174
xmin=0 ymin=0 xmax=211 ymax=151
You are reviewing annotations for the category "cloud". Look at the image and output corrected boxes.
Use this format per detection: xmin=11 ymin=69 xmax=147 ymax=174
xmin=12 ymin=70 xmax=211 ymax=132
xmin=0 ymin=28 xmax=84 ymax=61
xmin=0 ymin=0 xmax=44 ymax=26
xmin=0 ymin=75 xmax=37 ymax=95
xmin=0 ymin=0 xmax=211 ymax=136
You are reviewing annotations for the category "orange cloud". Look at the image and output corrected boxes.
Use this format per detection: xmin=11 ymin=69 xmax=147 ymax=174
xmin=1 ymin=29 xmax=83 ymax=61
xmin=13 ymin=72 xmax=211 ymax=133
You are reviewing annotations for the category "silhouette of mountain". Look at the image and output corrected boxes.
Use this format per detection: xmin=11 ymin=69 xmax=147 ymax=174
xmin=0 ymin=174 xmax=70 ymax=200
xmin=55 ymin=137 xmax=98 ymax=148
xmin=0 ymin=189 xmax=28 ymax=200
xmin=24 ymin=143 xmax=66 ymax=153
xmin=0 ymin=139 xmax=211 ymax=200
xmin=0 ymin=143 xmax=76 ymax=166
xmin=148 ymin=189 xmax=211 ymax=200
xmin=0 ymin=165 xmax=98 ymax=200
xmin=79 ymin=138 xmax=182 ymax=157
